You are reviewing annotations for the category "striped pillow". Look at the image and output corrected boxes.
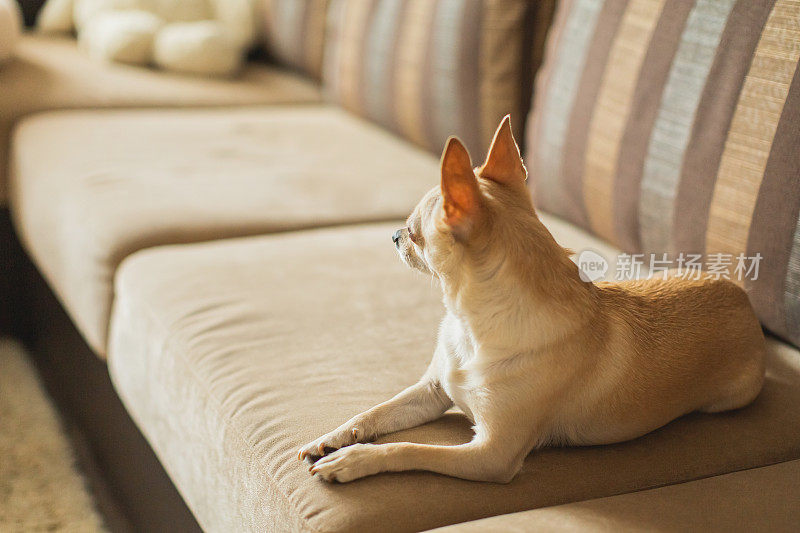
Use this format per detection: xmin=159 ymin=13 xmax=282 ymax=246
xmin=322 ymin=0 xmax=534 ymax=159
xmin=259 ymin=0 xmax=329 ymax=79
xmin=527 ymin=0 xmax=800 ymax=347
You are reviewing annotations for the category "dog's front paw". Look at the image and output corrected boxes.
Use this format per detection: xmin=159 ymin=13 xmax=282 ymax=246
xmin=309 ymin=443 xmax=383 ymax=483
xmin=298 ymin=425 xmax=365 ymax=462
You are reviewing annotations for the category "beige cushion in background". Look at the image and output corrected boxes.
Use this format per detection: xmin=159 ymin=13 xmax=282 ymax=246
xmin=107 ymin=222 xmax=800 ymax=532
xmin=323 ymin=0 xmax=533 ymax=159
xmin=0 ymin=33 xmax=322 ymax=205
xmin=10 ymin=107 xmax=439 ymax=356
xmin=0 ymin=0 xmax=22 ymax=63
xmin=257 ymin=0 xmax=330 ymax=80
xmin=431 ymin=460 xmax=800 ymax=532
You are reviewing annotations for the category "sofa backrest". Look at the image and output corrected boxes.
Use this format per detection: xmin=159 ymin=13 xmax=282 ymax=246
xmin=526 ymin=0 xmax=800 ymax=347
xmin=321 ymin=0 xmax=547 ymax=159
xmin=258 ymin=0 xmax=329 ymax=80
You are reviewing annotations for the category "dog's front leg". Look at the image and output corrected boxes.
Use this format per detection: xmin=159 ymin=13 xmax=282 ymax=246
xmin=298 ymin=378 xmax=452 ymax=461
xmin=309 ymin=432 xmax=528 ymax=483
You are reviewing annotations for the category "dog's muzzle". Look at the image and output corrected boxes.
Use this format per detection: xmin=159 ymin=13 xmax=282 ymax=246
xmin=392 ymin=229 xmax=403 ymax=247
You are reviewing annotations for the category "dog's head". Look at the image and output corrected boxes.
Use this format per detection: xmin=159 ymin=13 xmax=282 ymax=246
xmin=393 ymin=116 xmax=535 ymax=283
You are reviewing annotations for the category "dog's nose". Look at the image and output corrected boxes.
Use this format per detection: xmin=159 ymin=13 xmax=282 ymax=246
xmin=392 ymin=229 xmax=403 ymax=247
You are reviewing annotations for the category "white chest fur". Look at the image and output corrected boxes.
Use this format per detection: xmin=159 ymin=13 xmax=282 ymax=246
xmin=437 ymin=312 xmax=478 ymax=423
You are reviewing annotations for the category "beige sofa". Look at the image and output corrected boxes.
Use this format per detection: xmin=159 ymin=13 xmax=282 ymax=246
xmin=2 ymin=1 xmax=799 ymax=531
xmin=105 ymin=221 xmax=800 ymax=532
xmin=0 ymin=33 xmax=321 ymax=203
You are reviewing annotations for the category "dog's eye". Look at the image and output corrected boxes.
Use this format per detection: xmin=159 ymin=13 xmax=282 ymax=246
xmin=407 ymin=227 xmax=419 ymax=245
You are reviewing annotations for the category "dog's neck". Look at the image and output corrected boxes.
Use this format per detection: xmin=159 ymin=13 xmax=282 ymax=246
xmin=439 ymin=217 xmax=596 ymax=361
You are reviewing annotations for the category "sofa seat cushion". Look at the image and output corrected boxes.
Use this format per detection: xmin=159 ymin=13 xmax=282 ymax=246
xmin=0 ymin=33 xmax=322 ymax=204
xmin=432 ymin=460 xmax=800 ymax=532
xmin=10 ymin=107 xmax=438 ymax=355
xmin=107 ymin=221 xmax=800 ymax=533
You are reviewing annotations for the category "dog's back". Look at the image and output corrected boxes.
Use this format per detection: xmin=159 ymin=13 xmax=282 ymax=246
xmin=555 ymin=275 xmax=766 ymax=446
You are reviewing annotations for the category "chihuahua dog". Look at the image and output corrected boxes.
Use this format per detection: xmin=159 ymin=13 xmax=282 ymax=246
xmin=298 ymin=116 xmax=766 ymax=483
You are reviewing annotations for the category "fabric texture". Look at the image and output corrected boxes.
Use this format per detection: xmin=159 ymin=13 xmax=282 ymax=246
xmin=108 ymin=221 xmax=800 ymax=532
xmin=323 ymin=0 xmax=534 ymax=159
xmin=0 ymin=33 xmax=322 ymax=206
xmin=10 ymin=106 xmax=438 ymax=356
xmin=433 ymin=460 xmax=800 ymax=532
xmin=526 ymin=0 xmax=800 ymax=347
xmin=258 ymin=0 xmax=329 ymax=79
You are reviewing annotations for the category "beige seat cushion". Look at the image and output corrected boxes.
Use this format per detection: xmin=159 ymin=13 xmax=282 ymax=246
xmin=432 ymin=460 xmax=800 ymax=532
xmin=11 ymin=106 xmax=439 ymax=355
xmin=0 ymin=33 xmax=322 ymax=204
xmin=107 ymin=221 xmax=800 ymax=532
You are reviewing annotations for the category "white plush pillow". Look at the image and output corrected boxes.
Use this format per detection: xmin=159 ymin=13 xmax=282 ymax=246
xmin=0 ymin=0 xmax=22 ymax=63
xmin=79 ymin=10 xmax=163 ymax=65
xmin=151 ymin=0 xmax=212 ymax=23
xmin=208 ymin=0 xmax=256 ymax=50
xmin=37 ymin=0 xmax=75 ymax=33
xmin=74 ymin=0 xmax=139 ymax=31
xmin=153 ymin=21 xmax=239 ymax=76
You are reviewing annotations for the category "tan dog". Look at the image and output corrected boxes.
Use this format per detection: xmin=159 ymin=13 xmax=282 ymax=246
xmin=298 ymin=116 xmax=766 ymax=483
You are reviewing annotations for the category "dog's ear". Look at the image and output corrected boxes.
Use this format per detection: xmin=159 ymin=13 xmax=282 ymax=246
xmin=478 ymin=115 xmax=527 ymax=186
xmin=440 ymin=136 xmax=481 ymax=236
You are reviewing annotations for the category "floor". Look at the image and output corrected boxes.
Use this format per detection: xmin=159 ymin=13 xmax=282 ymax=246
xmin=0 ymin=338 xmax=107 ymax=532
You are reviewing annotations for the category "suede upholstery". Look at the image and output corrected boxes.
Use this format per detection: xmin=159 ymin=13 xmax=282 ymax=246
xmin=11 ymin=106 xmax=439 ymax=355
xmin=433 ymin=460 xmax=800 ymax=533
xmin=0 ymin=33 xmax=322 ymax=205
xmin=107 ymin=221 xmax=800 ymax=532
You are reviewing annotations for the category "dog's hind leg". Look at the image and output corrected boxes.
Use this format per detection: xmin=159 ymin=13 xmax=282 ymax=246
xmin=699 ymin=360 xmax=764 ymax=413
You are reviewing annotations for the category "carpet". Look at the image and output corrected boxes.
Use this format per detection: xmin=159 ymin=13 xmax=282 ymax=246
xmin=0 ymin=338 xmax=107 ymax=531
